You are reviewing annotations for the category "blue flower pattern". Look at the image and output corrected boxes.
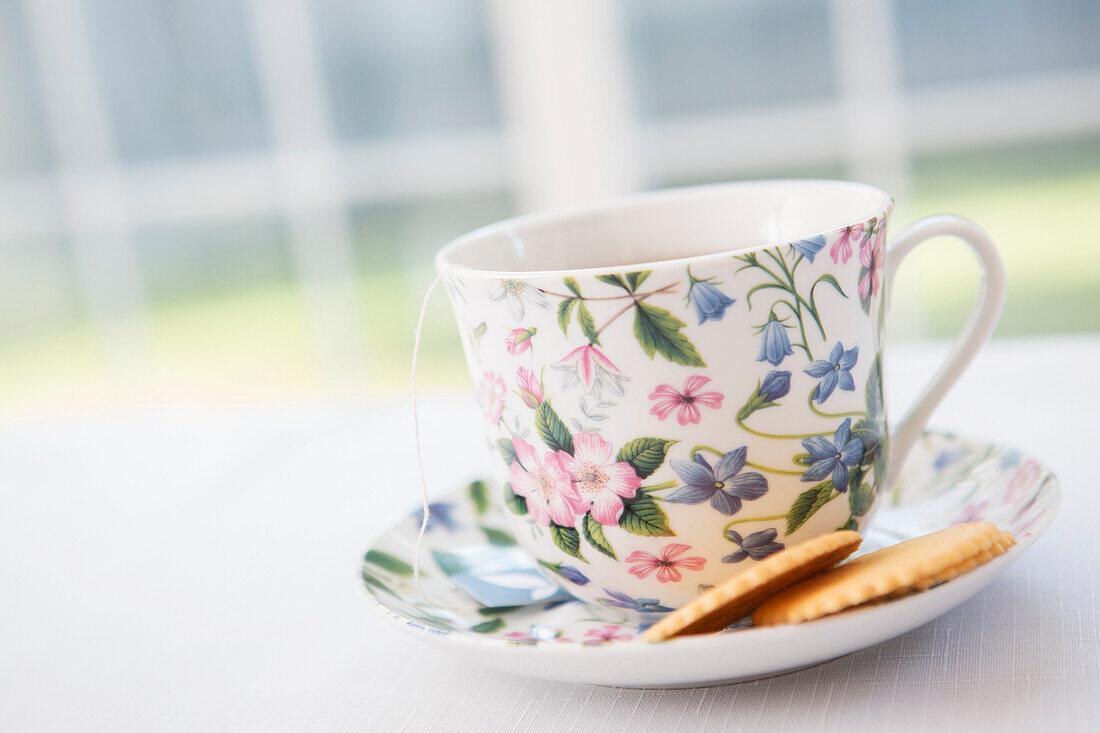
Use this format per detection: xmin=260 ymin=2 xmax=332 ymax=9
xmin=558 ymin=565 xmax=590 ymax=585
xmin=668 ymin=448 xmax=769 ymax=515
xmin=723 ymin=528 xmax=785 ymax=563
xmin=758 ymin=370 xmax=791 ymax=402
xmin=413 ymin=502 xmax=459 ymax=532
xmin=600 ymin=589 xmax=673 ymax=614
xmin=804 ymin=342 xmax=859 ymax=403
xmin=801 ymin=418 xmax=863 ymax=492
xmin=791 ymin=234 xmax=826 ymax=262
xmin=687 ymin=273 xmax=737 ymax=324
xmin=757 ymin=315 xmax=794 ymax=366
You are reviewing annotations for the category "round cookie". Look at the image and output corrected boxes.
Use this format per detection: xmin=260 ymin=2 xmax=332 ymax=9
xmin=642 ymin=530 xmax=862 ymax=641
xmin=910 ymin=528 xmax=1016 ymax=592
xmin=752 ymin=521 xmax=1004 ymax=626
xmin=881 ymin=528 xmax=1017 ymax=599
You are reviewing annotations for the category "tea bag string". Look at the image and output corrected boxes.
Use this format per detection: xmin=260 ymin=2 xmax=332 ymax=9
xmin=410 ymin=264 xmax=460 ymax=597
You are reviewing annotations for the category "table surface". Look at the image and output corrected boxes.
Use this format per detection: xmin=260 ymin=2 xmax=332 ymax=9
xmin=3 ymin=336 xmax=1098 ymax=732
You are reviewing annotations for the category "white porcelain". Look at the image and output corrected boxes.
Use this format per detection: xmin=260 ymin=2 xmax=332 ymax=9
xmin=361 ymin=432 xmax=1058 ymax=688
xmin=433 ymin=180 xmax=1006 ymax=613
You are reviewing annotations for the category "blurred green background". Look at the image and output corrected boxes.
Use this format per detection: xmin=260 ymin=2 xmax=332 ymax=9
xmin=1 ymin=0 xmax=1098 ymax=417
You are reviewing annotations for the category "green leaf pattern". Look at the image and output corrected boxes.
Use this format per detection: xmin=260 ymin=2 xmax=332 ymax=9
xmin=535 ymin=402 xmax=574 ymax=455
xmin=618 ymin=494 xmax=675 ymax=537
xmin=549 ymin=524 xmax=586 ymax=561
xmin=615 ymin=438 xmax=676 ymax=479
xmin=633 ymin=303 xmax=706 ymax=367
xmin=469 ymin=480 xmax=489 ymax=515
xmin=582 ymin=514 xmax=617 ymax=559
xmin=365 ymin=549 xmax=414 ymax=577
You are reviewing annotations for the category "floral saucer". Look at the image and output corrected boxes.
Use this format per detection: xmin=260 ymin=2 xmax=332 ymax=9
xmin=360 ymin=431 xmax=1058 ymax=688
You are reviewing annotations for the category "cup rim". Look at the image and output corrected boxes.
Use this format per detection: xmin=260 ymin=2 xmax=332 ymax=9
xmin=435 ymin=178 xmax=894 ymax=278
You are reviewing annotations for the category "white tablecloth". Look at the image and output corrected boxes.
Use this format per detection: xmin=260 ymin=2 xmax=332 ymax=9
xmin=3 ymin=337 xmax=1097 ymax=732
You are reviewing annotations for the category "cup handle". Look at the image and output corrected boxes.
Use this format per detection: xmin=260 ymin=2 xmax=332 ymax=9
xmin=883 ymin=214 xmax=1006 ymax=488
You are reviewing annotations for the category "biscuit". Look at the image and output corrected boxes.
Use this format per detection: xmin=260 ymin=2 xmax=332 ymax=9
xmin=909 ymin=528 xmax=1016 ymax=592
xmin=641 ymin=530 xmax=862 ymax=641
xmin=752 ymin=521 xmax=1004 ymax=626
xmin=880 ymin=529 xmax=1017 ymax=599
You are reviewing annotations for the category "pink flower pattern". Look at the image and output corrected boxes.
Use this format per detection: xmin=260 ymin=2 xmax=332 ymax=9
xmin=553 ymin=344 xmax=628 ymax=399
xmin=1005 ymin=459 xmax=1041 ymax=505
xmin=626 ymin=544 xmax=706 ymax=583
xmin=505 ymin=327 xmax=536 ymax=355
xmin=649 ymin=375 xmax=724 ymax=425
xmin=858 ymin=231 xmax=884 ymax=301
xmin=508 ymin=438 xmax=583 ymax=527
xmin=583 ymin=625 xmax=632 ymax=644
xmin=477 ymin=372 xmax=507 ymax=424
xmin=515 ymin=366 xmax=543 ymax=408
xmin=560 ymin=433 xmax=641 ymax=525
xmin=952 ymin=499 xmax=989 ymax=525
xmin=830 ymin=223 xmax=862 ymax=264
xmin=1011 ymin=509 xmax=1044 ymax=538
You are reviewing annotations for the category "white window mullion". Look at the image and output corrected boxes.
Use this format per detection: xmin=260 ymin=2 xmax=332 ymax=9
xmin=829 ymin=0 xmax=910 ymax=198
xmin=244 ymin=0 xmax=368 ymax=388
xmin=486 ymin=0 xmax=641 ymax=211
xmin=21 ymin=0 xmax=150 ymax=387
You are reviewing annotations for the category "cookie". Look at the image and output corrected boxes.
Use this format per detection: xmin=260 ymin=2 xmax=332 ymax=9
xmin=880 ymin=528 xmax=1017 ymax=599
xmin=752 ymin=521 xmax=1004 ymax=626
xmin=641 ymin=530 xmax=862 ymax=641
xmin=909 ymin=528 xmax=1016 ymax=592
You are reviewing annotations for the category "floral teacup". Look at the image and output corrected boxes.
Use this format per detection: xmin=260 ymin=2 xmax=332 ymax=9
xmin=435 ymin=180 xmax=1005 ymax=618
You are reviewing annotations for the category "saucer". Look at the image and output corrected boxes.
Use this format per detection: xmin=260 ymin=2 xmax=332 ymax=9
xmin=360 ymin=431 xmax=1058 ymax=688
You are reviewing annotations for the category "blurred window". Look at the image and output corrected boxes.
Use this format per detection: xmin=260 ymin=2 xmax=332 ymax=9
xmin=312 ymin=0 xmax=499 ymax=139
xmin=138 ymin=217 xmax=292 ymax=305
xmin=897 ymin=0 xmax=1100 ymax=87
xmin=0 ymin=234 xmax=75 ymax=335
xmin=0 ymin=0 xmax=1098 ymax=415
xmin=85 ymin=0 xmax=269 ymax=162
xmin=0 ymin=0 xmax=52 ymax=173
xmin=625 ymin=0 xmax=836 ymax=118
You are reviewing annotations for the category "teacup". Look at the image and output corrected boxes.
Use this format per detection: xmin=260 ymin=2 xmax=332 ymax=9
xmin=435 ymin=180 xmax=1004 ymax=618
